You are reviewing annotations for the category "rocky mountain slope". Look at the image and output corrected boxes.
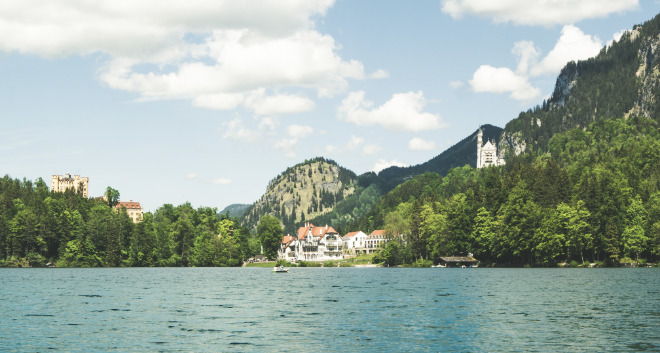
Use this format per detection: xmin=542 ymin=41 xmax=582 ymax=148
xmin=499 ymin=13 xmax=660 ymax=156
xmin=239 ymin=157 xmax=358 ymax=234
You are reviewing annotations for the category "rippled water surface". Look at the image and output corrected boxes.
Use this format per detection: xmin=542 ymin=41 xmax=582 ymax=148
xmin=1 ymin=267 xmax=659 ymax=352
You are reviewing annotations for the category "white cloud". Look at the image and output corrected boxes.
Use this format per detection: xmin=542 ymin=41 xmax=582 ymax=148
xmin=0 ymin=0 xmax=336 ymax=57
xmin=221 ymin=118 xmax=261 ymax=142
xmin=449 ymin=80 xmax=464 ymax=89
xmin=372 ymin=159 xmax=407 ymax=174
xmin=211 ymin=178 xmax=232 ymax=185
xmin=469 ymin=65 xmax=540 ymax=100
xmin=408 ymin=137 xmax=436 ymax=151
xmin=362 ymin=144 xmax=381 ymax=156
xmin=193 ymin=92 xmax=245 ymax=110
xmin=512 ymin=40 xmax=540 ymax=75
xmin=0 ymin=1 xmax=387 ymax=116
xmin=185 ymin=173 xmax=197 ymax=180
xmin=258 ymin=117 xmax=278 ymax=131
xmin=531 ymin=25 xmax=603 ymax=76
xmin=287 ymin=124 xmax=314 ymax=137
xmin=275 ymin=138 xmax=299 ymax=158
xmin=369 ymin=69 xmax=390 ymax=79
xmin=244 ymin=90 xmax=315 ymax=116
xmin=441 ymin=0 xmax=638 ymax=26
xmin=347 ymin=135 xmax=364 ymax=150
xmin=337 ymin=91 xmax=447 ymax=132
xmin=469 ymin=25 xmax=603 ymax=101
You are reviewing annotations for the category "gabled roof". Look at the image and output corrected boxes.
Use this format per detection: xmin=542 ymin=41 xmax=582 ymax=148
xmin=297 ymin=223 xmax=338 ymax=240
xmin=312 ymin=226 xmax=337 ymax=237
xmin=297 ymin=223 xmax=313 ymax=240
xmin=343 ymin=231 xmax=360 ymax=238
xmin=281 ymin=235 xmax=295 ymax=244
xmin=481 ymin=140 xmax=497 ymax=150
xmin=369 ymin=229 xmax=387 ymax=236
xmin=116 ymin=201 xmax=142 ymax=209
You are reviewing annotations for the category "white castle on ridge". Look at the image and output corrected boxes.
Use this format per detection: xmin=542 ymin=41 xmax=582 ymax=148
xmin=477 ymin=128 xmax=505 ymax=168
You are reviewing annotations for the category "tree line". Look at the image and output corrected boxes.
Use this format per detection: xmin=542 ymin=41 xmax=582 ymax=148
xmin=0 ymin=176 xmax=258 ymax=267
xmin=352 ymin=117 xmax=660 ymax=267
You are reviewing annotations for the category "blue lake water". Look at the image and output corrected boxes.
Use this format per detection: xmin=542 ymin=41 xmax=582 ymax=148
xmin=1 ymin=267 xmax=659 ymax=352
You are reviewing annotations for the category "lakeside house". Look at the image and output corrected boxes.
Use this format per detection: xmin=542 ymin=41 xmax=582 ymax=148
xmin=341 ymin=231 xmax=367 ymax=255
xmin=364 ymin=230 xmax=389 ymax=254
xmin=342 ymin=229 xmax=393 ymax=255
xmin=279 ymin=225 xmax=399 ymax=261
xmin=279 ymin=223 xmax=343 ymax=262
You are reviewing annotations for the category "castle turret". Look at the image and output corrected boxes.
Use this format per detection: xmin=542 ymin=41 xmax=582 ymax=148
xmin=477 ymin=128 xmax=483 ymax=168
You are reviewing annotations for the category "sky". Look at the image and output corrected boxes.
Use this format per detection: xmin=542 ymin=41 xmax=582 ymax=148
xmin=1 ymin=0 xmax=659 ymax=212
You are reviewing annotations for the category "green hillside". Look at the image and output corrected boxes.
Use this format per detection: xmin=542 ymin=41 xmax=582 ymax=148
xmin=500 ymin=13 xmax=660 ymax=154
xmin=239 ymin=157 xmax=359 ymax=235
xmin=378 ymin=124 xmax=502 ymax=190
xmin=241 ymin=124 xmax=504 ymax=235
xmin=349 ymin=13 xmax=660 ymax=267
xmin=219 ymin=204 xmax=251 ymax=218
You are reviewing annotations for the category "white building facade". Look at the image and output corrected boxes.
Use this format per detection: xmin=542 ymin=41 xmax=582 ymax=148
xmin=51 ymin=173 xmax=89 ymax=198
xmin=279 ymin=223 xmax=344 ymax=262
xmin=342 ymin=231 xmax=368 ymax=254
xmin=115 ymin=201 xmax=144 ymax=223
xmin=477 ymin=128 xmax=505 ymax=168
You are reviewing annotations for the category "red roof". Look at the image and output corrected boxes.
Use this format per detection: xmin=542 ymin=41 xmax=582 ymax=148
xmin=369 ymin=229 xmax=387 ymax=236
xmin=281 ymin=235 xmax=295 ymax=244
xmin=116 ymin=201 xmax=142 ymax=209
xmin=297 ymin=223 xmax=314 ymax=240
xmin=297 ymin=223 xmax=339 ymax=240
xmin=343 ymin=231 xmax=360 ymax=238
xmin=312 ymin=226 xmax=337 ymax=236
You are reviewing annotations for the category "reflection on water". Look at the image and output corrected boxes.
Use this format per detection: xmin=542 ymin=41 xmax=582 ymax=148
xmin=1 ymin=268 xmax=658 ymax=352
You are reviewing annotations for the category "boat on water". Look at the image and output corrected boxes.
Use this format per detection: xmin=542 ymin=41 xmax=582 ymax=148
xmin=272 ymin=266 xmax=289 ymax=273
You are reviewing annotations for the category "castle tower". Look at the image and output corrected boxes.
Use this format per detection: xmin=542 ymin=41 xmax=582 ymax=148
xmin=477 ymin=127 xmax=505 ymax=169
xmin=51 ymin=173 xmax=89 ymax=198
xmin=477 ymin=128 xmax=483 ymax=168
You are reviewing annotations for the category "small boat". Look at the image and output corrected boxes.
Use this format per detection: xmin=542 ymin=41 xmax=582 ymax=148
xmin=272 ymin=266 xmax=289 ymax=273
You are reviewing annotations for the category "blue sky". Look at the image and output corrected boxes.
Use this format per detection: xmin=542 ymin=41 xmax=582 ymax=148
xmin=1 ymin=0 xmax=658 ymax=212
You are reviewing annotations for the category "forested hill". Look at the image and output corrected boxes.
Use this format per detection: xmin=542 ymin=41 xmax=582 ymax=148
xmin=378 ymin=124 xmax=502 ymax=190
xmin=240 ymin=124 xmax=503 ymax=235
xmin=346 ymin=13 xmax=660 ymax=267
xmin=499 ymin=12 xmax=660 ymax=155
xmin=220 ymin=204 xmax=250 ymax=218
xmin=239 ymin=157 xmax=359 ymax=235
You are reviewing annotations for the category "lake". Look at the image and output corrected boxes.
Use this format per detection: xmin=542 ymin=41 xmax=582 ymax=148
xmin=1 ymin=267 xmax=658 ymax=352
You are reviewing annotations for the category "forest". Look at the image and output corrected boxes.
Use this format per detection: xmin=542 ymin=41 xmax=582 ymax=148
xmin=2 ymin=116 xmax=659 ymax=267
xmin=0 ymin=178 xmax=257 ymax=267
xmin=351 ymin=117 xmax=660 ymax=267
xmin=3 ymin=14 xmax=660 ymax=268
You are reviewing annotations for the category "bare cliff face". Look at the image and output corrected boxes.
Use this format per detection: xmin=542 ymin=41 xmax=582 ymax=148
xmin=498 ymin=16 xmax=660 ymax=158
xmin=628 ymin=29 xmax=660 ymax=120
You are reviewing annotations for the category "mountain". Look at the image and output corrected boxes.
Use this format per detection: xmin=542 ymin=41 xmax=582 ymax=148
xmin=219 ymin=204 xmax=251 ymax=218
xmin=499 ymin=13 xmax=660 ymax=155
xmin=239 ymin=124 xmax=503 ymax=235
xmin=378 ymin=124 xmax=502 ymax=190
xmin=344 ymin=12 xmax=660 ymax=267
xmin=239 ymin=13 xmax=660 ymax=242
xmin=239 ymin=157 xmax=359 ymax=235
